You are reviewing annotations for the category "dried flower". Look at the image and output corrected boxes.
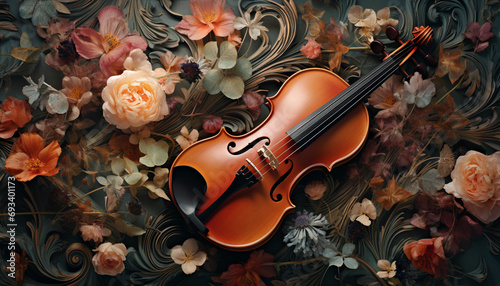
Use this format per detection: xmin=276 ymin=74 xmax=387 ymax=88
xmin=171 ymin=238 xmax=207 ymax=274
xmin=434 ymin=45 xmax=466 ymax=84
xmin=217 ymin=250 xmax=276 ymax=286
xmin=72 ymin=5 xmax=147 ymax=77
xmin=463 ymin=22 xmax=494 ymax=52
xmin=5 ymin=133 xmax=61 ymax=182
xmin=181 ymin=61 xmax=203 ymax=83
xmin=79 ymin=223 xmax=111 ymax=244
xmin=127 ymin=200 xmax=143 ymax=216
xmin=0 ymin=97 xmax=33 ymax=139
xmin=61 ymin=208 xmax=84 ymax=227
xmin=373 ymin=177 xmax=412 ymax=210
xmin=403 ymin=237 xmax=447 ymax=280
xmin=444 ymin=150 xmax=500 ymax=223
xmin=175 ymin=0 xmax=236 ymax=40
xmin=304 ymin=180 xmax=327 ymax=200
xmin=301 ymin=39 xmax=322 ymax=59
xmin=233 ymin=9 xmax=269 ymax=40
xmin=376 ymin=260 xmax=397 ymax=278
xmin=60 ymin=76 xmax=93 ymax=121
xmin=401 ymin=72 xmax=436 ymax=108
xmin=92 ymin=242 xmax=128 ymax=276
xmin=242 ymin=91 xmax=266 ymax=121
xmin=348 ymin=5 xmax=380 ymax=42
xmin=350 ymin=198 xmax=376 ymax=226
xmin=367 ymin=75 xmax=406 ymax=118
xmin=203 ymin=115 xmax=223 ymax=133
xmin=176 ymin=126 xmax=199 ymax=150
xmin=376 ymin=8 xmax=398 ymax=31
xmin=283 ymin=210 xmax=329 ymax=257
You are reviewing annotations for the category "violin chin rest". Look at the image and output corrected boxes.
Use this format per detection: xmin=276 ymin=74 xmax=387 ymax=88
xmin=171 ymin=165 xmax=209 ymax=234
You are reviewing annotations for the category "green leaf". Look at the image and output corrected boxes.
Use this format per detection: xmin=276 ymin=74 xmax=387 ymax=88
xmin=52 ymin=0 xmax=70 ymax=14
xmin=20 ymin=32 xmax=31 ymax=48
xmin=419 ymin=169 xmax=445 ymax=193
xmin=218 ymin=41 xmax=237 ymax=69
xmin=125 ymin=172 xmax=143 ymax=185
xmin=152 ymin=140 xmax=169 ymax=166
xmin=343 ymin=257 xmax=359 ymax=269
xmin=220 ymin=75 xmax=244 ymax=99
xmin=342 ymin=243 xmax=355 ymax=255
xmin=203 ymin=41 xmax=218 ymax=62
xmin=10 ymin=46 xmax=40 ymax=63
xmin=203 ymin=68 xmax=224 ymax=94
xmin=231 ymin=58 xmax=252 ymax=80
xmin=111 ymin=157 xmax=125 ymax=175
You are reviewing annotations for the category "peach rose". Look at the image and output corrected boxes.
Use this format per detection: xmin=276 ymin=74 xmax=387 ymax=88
xmin=92 ymin=242 xmax=128 ymax=276
xmin=102 ymin=70 xmax=169 ymax=129
xmin=79 ymin=224 xmax=111 ymax=244
xmin=444 ymin=151 xmax=500 ymax=223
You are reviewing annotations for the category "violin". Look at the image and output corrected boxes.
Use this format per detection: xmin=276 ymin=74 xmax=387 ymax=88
xmin=169 ymin=26 xmax=434 ymax=250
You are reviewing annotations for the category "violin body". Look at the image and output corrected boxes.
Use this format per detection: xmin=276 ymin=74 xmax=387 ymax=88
xmin=169 ymin=68 xmax=369 ymax=250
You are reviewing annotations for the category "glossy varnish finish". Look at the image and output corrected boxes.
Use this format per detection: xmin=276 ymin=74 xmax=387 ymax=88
xmin=169 ymin=68 xmax=369 ymax=250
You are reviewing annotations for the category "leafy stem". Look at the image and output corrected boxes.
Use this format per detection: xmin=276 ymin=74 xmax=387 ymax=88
xmin=350 ymin=255 xmax=388 ymax=286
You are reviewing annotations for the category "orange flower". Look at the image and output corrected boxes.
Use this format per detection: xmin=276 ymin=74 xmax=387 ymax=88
xmin=216 ymin=250 xmax=276 ymax=286
xmin=0 ymin=97 xmax=32 ymax=139
xmin=373 ymin=177 xmax=412 ymax=210
xmin=5 ymin=133 xmax=61 ymax=182
xmin=403 ymin=237 xmax=447 ymax=280
xmin=175 ymin=0 xmax=236 ymax=40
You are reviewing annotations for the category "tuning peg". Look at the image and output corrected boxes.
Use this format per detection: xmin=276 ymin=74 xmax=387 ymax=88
xmin=370 ymin=40 xmax=386 ymax=55
xmin=415 ymin=63 xmax=428 ymax=78
xmin=424 ymin=54 xmax=438 ymax=67
xmin=386 ymin=26 xmax=401 ymax=42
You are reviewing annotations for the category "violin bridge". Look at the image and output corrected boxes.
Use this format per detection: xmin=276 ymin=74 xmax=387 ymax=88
xmin=257 ymin=145 xmax=280 ymax=170
xmin=246 ymin=159 xmax=264 ymax=180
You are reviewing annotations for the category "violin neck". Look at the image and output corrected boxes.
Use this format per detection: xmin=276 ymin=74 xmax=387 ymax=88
xmin=286 ymin=54 xmax=404 ymax=150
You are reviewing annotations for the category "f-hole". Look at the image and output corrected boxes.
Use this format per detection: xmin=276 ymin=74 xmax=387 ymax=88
xmin=270 ymin=159 xmax=293 ymax=202
xmin=227 ymin=136 xmax=270 ymax=155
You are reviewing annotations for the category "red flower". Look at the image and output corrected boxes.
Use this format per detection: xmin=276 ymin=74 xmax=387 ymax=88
xmin=403 ymin=237 xmax=447 ymax=280
xmin=216 ymin=250 xmax=276 ymax=286
xmin=203 ymin=115 xmax=223 ymax=133
xmin=0 ymin=97 xmax=32 ymax=139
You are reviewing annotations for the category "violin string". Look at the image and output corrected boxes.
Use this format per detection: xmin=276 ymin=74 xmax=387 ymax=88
xmin=246 ymin=53 xmax=399 ymax=173
xmin=254 ymin=42 xmax=416 ymax=178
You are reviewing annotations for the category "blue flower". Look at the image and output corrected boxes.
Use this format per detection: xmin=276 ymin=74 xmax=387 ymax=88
xmin=283 ymin=210 xmax=329 ymax=258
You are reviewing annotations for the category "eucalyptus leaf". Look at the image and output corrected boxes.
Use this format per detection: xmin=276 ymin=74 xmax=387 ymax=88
xmin=220 ymin=75 xmax=244 ymax=99
xmin=45 ymin=92 xmax=69 ymax=114
xmin=113 ymin=219 xmax=146 ymax=237
xmin=203 ymin=69 xmax=224 ymax=94
xmin=52 ymin=0 xmax=70 ymax=14
xmin=111 ymin=157 xmax=126 ymax=175
xmin=203 ymin=41 xmax=218 ymax=62
xmin=419 ymin=169 xmax=445 ymax=193
xmin=20 ymin=32 xmax=32 ymax=48
xmin=343 ymin=257 xmax=359 ymax=269
xmin=231 ymin=58 xmax=252 ymax=80
xmin=218 ymin=41 xmax=237 ymax=69
xmin=125 ymin=172 xmax=143 ymax=185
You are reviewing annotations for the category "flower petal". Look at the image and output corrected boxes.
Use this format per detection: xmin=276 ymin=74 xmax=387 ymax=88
xmin=212 ymin=7 xmax=236 ymax=37
xmin=72 ymin=28 xmax=105 ymax=59
xmin=182 ymin=238 xmax=199 ymax=256
xmin=181 ymin=261 xmax=197 ymax=274
xmin=170 ymin=245 xmax=187 ymax=265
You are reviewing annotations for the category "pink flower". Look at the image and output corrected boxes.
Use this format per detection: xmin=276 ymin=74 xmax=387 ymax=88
xmin=367 ymin=75 xmax=406 ymax=118
xmin=175 ymin=0 xmax=236 ymax=41
xmin=304 ymin=180 xmax=327 ymax=200
xmin=79 ymin=223 xmax=111 ymax=244
xmin=72 ymin=6 xmax=147 ymax=77
xmin=203 ymin=115 xmax=223 ymax=133
xmin=92 ymin=242 xmax=128 ymax=276
xmin=300 ymin=39 xmax=322 ymax=59
xmin=242 ymin=91 xmax=265 ymax=121
xmin=444 ymin=151 xmax=500 ymax=223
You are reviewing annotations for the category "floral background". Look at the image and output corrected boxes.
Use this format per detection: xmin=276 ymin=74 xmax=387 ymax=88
xmin=0 ymin=0 xmax=499 ymax=285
